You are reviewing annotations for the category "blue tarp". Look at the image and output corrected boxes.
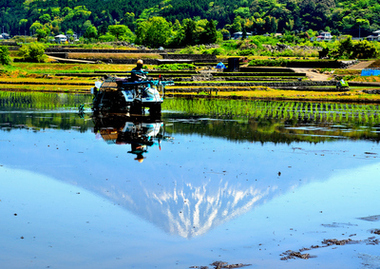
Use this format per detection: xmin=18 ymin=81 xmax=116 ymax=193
xmin=361 ymin=69 xmax=380 ymax=76
xmin=216 ymin=62 xmax=226 ymax=69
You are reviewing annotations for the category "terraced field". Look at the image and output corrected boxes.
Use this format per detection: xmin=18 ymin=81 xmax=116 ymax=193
xmin=2 ymin=61 xmax=380 ymax=102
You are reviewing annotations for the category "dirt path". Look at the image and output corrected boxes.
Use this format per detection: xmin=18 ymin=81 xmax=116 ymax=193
xmin=48 ymin=55 xmax=96 ymax=64
xmin=291 ymin=68 xmax=331 ymax=81
xmin=347 ymin=60 xmax=375 ymax=70
xmin=292 ymin=60 xmax=375 ymax=81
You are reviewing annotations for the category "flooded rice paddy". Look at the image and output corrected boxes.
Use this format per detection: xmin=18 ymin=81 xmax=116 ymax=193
xmin=0 ymin=92 xmax=380 ymax=269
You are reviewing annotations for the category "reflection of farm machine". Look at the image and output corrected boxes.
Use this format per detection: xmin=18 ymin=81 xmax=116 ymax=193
xmin=92 ymin=71 xmax=174 ymax=114
xmin=93 ymin=112 xmax=173 ymax=162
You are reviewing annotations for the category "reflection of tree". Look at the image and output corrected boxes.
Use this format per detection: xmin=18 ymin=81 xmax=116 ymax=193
xmin=163 ymin=117 xmax=380 ymax=143
xmin=163 ymin=99 xmax=380 ymax=142
xmin=0 ymin=112 xmax=92 ymax=132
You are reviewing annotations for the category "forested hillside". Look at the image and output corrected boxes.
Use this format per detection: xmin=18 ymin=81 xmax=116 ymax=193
xmin=1 ymin=0 xmax=379 ymax=38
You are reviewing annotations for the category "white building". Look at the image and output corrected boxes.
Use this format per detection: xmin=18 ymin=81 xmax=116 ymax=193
xmin=366 ymin=30 xmax=380 ymax=41
xmin=0 ymin=33 xmax=10 ymax=39
xmin=55 ymin=34 xmax=67 ymax=43
xmin=317 ymin=32 xmax=332 ymax=41
xmin=231 ymin=32 xmax=252 ymax=40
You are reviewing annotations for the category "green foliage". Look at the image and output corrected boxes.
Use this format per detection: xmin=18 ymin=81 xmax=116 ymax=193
xmin=199 ymin=20 xmax=218 ymax=44
xmin=4 ymin=0 xmax=380 ymax=48
xmin=248 ymin=58 xmax=289 ymax=66
xmin=351 ymin=40 xmax=378 ymax=59
xmin=178 ymin=46 xmax=199 ymax=54
xmin=0 ymin=46 xmax=12 ymax=65
xmin=39 ymin=14 xmax=51 ymax=24
xmin=136 ymin=17 xmax=171 ymax=48
xmin=84 ymin=25 xmax=98 ymax=39
xmin=18 ymin=42 xmax=48 ymax=63
xmin=330 ymin=37 xmax=379 ymax=59
xmin=237 ymin=49 xmax=257 ymax=56
xmin=107 ymin=25 xmax=134 ymax=41
xmin=203 ymin=47 xmax=225 ymax=55
xmin=179 ymin=18 xmax=197 ymax=46
xmin=98 ymin=33 xmax=117 ymax=42
xmin=29 ymin=21 xmax=43 ymax=33
xmin=156 ymin=63 xmax=196 ymax=70
xmin=35 ymin=27 xmax=50 ymax=41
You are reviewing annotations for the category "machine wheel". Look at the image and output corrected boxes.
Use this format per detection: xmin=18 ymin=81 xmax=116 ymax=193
xmin=150 ymin=104 xmax=161 ymax=115
xmin=130 ymin=104 xmax=143 ymax=114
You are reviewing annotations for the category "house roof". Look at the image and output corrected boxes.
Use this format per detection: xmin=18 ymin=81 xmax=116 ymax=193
xmin=55 ymin=34 xmax=67 ymax=38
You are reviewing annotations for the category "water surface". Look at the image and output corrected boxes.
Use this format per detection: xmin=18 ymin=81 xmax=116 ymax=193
xmin=0 ymin=92 xmax=380 ymax=269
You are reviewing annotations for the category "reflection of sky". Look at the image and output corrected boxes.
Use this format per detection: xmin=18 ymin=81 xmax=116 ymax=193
xmin=1 ymin=125 xmax=379 ymax=238
xmin=1 ymin=161 xmax=380 ymax=268
xmin=1 ymin=112 xmax=380 ymax=268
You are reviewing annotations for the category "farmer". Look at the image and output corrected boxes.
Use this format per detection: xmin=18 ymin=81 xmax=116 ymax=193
xmin=130 ymin=59 xmax=145 ymax=81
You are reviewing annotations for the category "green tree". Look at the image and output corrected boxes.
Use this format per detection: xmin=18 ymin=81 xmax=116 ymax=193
xmin=35 ymin=27 xmax=50 ymax=41
xmin=0 ymin=45 xmax=12 ymax=65
xmin=136 ymin=17 xmax=171 ymax=48
xmin=18 ymin=42 xmax=47 ymax=63
xmin=123 ymin=12 xmax=135 ymax=31
xmin=39 ymin=14 xmax=51 ymax=24
xmin=51 ymin=7 xmax=60 ymax=17
xmin=233 ymin=7 xmax=250 ymax=18
xmin=285 ymin=19 xmax=294 ymax=31
xmin=199 ymin=20 xmax=217 ymax=44
xmin=352 ymin=40 xmax=378 ymax=59
xmin=269 ymin=17 xmax=277 ymax=33
xmin=84 ymin=25 xmax=98 ymax=39
xmin=51 ymin=20 xmax=60 ymax=35
xmin=221 ymin=28 xmax=230 ymax=40
xmin=82 ymin=20 xmax=93 ymax=32
xmin=328 ymin=37 xmax=375 ymax=59
xmin=29 ymin=21 xmax=43 ymax=34
xmin=19 ymin=19 xmax=28 ymax=33
xmin=182 ymin=18 xmax=197 ymax=45
xmin=108 ymin=25 xmax=133 ymax=41
xmin=98 ymin=33 xmax=117 ymax=42
xmin=66 ymin=29 xmax=75 ymax=42
xmin=231 ymin=16 xmax=243 ymax=33
xmin=334 ymin=37 xmax=354 ymax=58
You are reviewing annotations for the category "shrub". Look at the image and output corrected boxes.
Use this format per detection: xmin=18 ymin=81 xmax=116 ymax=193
xmin=18 ymin=42 xmax=47 ymax=63
xmin=248 ymin=59 xmax=289 ymax=66
xmin=238 ymin=49 xmax=256 ymax=56
xmin=351 ymin=40 xmax=378 ymax=59
xmin=156 ymin=63 xmax=196 ymax=70
xmin=179 ymin=46 xmax=198 ymax=54
xmin=329 ymin=37 xmax=378 ymax=59
xmin=0 ymin=45 xmax=12 ymax=65
xmin=98 ymin=33 xmax=117 ymax=42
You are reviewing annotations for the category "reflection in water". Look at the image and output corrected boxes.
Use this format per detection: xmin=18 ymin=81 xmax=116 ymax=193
xmin=85 ymin=113 xmax=305 ymax=238
xmin=115 ymin=176 xmax=285 ymax=238
xmin=92 ymin=113 xmax=172 ymax=162
xmin=1 ymin=92 xmax=380 ymax=242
